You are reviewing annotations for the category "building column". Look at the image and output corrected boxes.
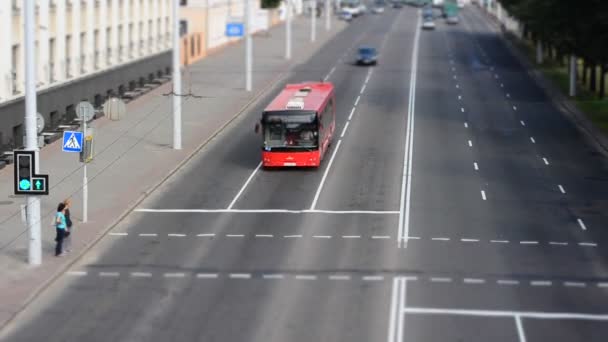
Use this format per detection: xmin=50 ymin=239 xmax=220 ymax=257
xmin=122 ymin=0 xmax=130 ymax=61
xmin=143 ymin=0 xmax=150 ymax=55
xmin=133 ymin=0 xmax=141 ymax=59
xmin=161 ymin=0 xmax=168 ymax=49
xmin=71 ymin=0 xmax=81 ymax=77
xmin=99 ymin=0 xmax=107 ymax=69
xmin=38 ymin=0 xmax=50 ymax=86
xmin=86 ymin=0 xmax=94 ymax=73
xmin=151 ymin=0 xmax=159 ymax=53
xmin=18 ymin=2 xmax=25 ymax=93
xmin=56 ymin=0 xmax=66 ymax=81
xmin=0 ymin=0 xmax=12 ymax=99
xmin=110 ymin=0 xmax=119 ymax=65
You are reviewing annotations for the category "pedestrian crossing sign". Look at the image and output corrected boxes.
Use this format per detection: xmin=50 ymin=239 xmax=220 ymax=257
xmin=62 ymin=131 xmax=83 ymax=152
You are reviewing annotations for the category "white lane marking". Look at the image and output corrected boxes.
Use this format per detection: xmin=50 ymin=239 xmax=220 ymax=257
xmin=343 ymin=235 xmax=361 ymax=239
xmin=495 ymin=74 xmax=499 ymax=79
xmin=577 ymin=218 xmax=587 ymax=231
xmin=131 ymin=272 xmax=152 ymax=277
xmin=464 ymin=122 xmax=468 ymax=128
xmin=498 ymin=280 xmax=520 ymax=285
xmin=139 ymin=233 xmax=157 ymax=237
xmin=530 ymin=137 xmax=536 ymax=144
xmin=500 ymin=83 xmax=504 ymax=87
xmin=458 ymin=95 xmax=462 ymax=100
xmin=506 ymin=93 xmax=511 ymax=98
xmin=515 ymin=315 xmax=527 ymax=342
xmin=226 ymin=234 xmax=244 ymax=238
xmin=481 ymin=190 xmax=487 ymax=201
xmin=564 ymin=282 xmax=587 ymax=288
xmin=168 ymin=233 xmax=186 ymax=237
xmin=431 ymin=277 xmax=453 ymax=283
xmin=67 ymin=271 xmax=87 ymax=276
xmin=229 ymin=273 xmax=251 ymax=279
xmin=542 ymin=157 xmax=550 ymax=165
xmin=340 ymin=121 xmax=350 ymax=138
xmin=403 ymin=276 xmax=418 ymax=281
xmin=197 ymin=233 xmax=215 ymax=237
xmin=468 ymin=140 xmax=473 ymax=147
xmin=309 ymin=140 xmax=342 ymax=210
xmin=109 ymin=232 xmax=128 ymax=236
xmin=513 ymin=105 xmax=517 ymax=111
xmin=135 ymin=208 xmax=400 ymax=215
xmin=197 ymin=273 xmax=219 ymax=279
xmin=432 ymin=237 xmax=450 ymax=241
xmin=531 ymin=281 xmax=552 ymax=287
xmin=329 ymin=275 xmax=351 ymax=280
xmin=363 ymin=275 xmax=385 ymax=281
xmin=401 ymin=307 xmax=608 ymax=320
xmin=579 ymin=242 xmax=597 ymax=247
xmin=558 ymin=185 xmax=566 ymax=194
xmin=313 ymin=235 xmax=332 ymax=239
xmin=520 ymin=241 xmax=539 ymax=245
xmin=453 ymin=75 xmax=457 ymax=80
xmin=406 ymin=236 xmax=421 ymax=240
xmin=387 ymin=277 xmax=403 ymax=342
xmin=327 ymin=66 xmax=336 ymax=79
xmin=99 ymin=272 xmax=120 ymax=277
xmin=474 ymin=162 xmax=479 ymax=170
xmin=372 ymin=235 xmax=391 ymax=239
xmin=491 ymin=240 xmax=509 ymax=243
xmin=348 ymin=107 xmax=356 ymax=120
xmin=227 ymin=161 xmax=263 ymax=209
xmin=164 ymin=273 xmax=186 ymax=278
xmin=461 ymin=107 xmax=465 ymax=113
xmin=295 ymin=275 xmax=317 ymax=280
xmin=397 ymin=12 xmax=421 ymax=248
xmin=354 ymin=95 xmax=361 ymax=107
xmin=597 ymin=283 xmax=608 ymax=288
xmin=463 ymin=278 xmax=486 ymax=284
xmin=263 ymin=274 xmax=284 ymax=279
xmin=550 ymin=242 xmax=568 ymax=246
xmin=462 ymin=238 xmax=480 ymax=242
xmin=456 ymin=84 xmax=460 ymax=89
xmin=360 ymin=84 xmax=367 ymax=94
xmin=255 ymin=234 xmax=274 ymax=238
xmin=284 ymin=235 xmax=303 ymax=238
xmin=520 ymin=120 xmax=526 ymax=126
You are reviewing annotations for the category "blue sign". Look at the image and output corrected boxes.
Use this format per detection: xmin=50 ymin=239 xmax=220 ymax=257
xmin=62 ymin=131 xmax=83 ymax=153
xmin=226 ymin=22 xmax=244 ymax=37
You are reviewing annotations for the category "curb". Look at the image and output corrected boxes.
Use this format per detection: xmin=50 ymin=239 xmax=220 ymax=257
xmin=475 ymin=7 xmax=608 ymax=159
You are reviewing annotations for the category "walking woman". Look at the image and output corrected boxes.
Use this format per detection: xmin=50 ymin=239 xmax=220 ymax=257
xmin=54 ymin=202 xmax=68 ymax=257
xmin=63 ymin=199 xmax=73 ymax=252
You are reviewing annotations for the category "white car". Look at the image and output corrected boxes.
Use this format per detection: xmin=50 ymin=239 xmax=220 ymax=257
xmin=339 ymin=10 xmax=354 ymax=21
xmin=422 ymin=19 xmax=436 ymax=29
xmin=372 ymin=6 xmax=385 ymax=13
xmin=446 ymin=15 xmax=459 ymax=24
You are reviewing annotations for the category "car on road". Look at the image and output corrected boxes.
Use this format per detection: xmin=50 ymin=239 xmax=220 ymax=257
xmin=422 ymin=5 xmax=434 ymax=18
xmin=356 ymin=46 xmax=378 ymax=65
xmin=446 ymin=15 xmax=459 ymax=24
xmin=392 ymin=1 xmax=403 ymax=8
xmin=339 ymin=10 xmax=353 ymax=21
xmin=372 ymin=4 xmax=385 ymax=13
xmin=422 ymin=14 xmax=436 ymax=29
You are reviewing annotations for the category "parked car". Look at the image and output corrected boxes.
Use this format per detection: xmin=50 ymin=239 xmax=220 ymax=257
xmin=356 ymin=46 xmax=378 ymax=65
xmin=372 ymin=5 xmax=385 ymax=13
xmin=339 ymin=10 xmax=354 ymax=21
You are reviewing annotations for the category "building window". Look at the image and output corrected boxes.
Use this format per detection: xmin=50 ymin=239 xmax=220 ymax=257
xmin=180 ymin=0 xmax=188 ymax=5
xmin=49 ymin=38 xmax=56 ymax=82
xmin=11 ymin=45 xmax=19 ymax=94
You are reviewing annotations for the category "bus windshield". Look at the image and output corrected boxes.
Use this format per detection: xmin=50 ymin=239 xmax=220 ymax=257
xmin=262 ymin=112 xmax=318 ymax=150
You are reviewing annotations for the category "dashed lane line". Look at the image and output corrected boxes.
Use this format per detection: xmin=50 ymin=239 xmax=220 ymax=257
xmin=577 ymin=218 xmax=587 ymax=231
xmin=542 ymin=157 xmax=550 ymax=165
xmin=558 ymin=185 xmax=566 ymax=194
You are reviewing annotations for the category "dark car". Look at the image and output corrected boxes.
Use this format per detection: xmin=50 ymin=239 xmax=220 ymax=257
xmin=356 ymin=47 xmax=378 ymax=65
xmin=392 ymin=1 xmax=403 ymax=8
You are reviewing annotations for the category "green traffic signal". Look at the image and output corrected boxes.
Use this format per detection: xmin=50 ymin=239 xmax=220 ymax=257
xmin=19 ymin=179 xmax=31 ymax=190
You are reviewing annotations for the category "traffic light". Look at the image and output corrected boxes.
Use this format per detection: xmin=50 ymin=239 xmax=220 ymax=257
xmin=13 ymin=150 xmax=49 ymax=195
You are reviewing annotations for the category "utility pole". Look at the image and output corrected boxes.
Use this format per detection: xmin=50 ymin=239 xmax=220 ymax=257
xmin=24 ymin=0 xmax=41 ymax=265
xmin=325 ymin=0 xmax=331 ymax=31
xmin=172 ymin=0 xmax=182 ymax=150
xmin=82 ymin=110 xmax=88 ymax=223
xmin=245 ymin=0 xmax=252 ymax=91
xmin=286 ymin=0 xmax=291 ymax=59
xmin=311 ymin=0 xmax=316 ymax=42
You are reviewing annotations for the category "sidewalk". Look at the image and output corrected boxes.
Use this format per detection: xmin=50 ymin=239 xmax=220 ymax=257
xmin=0 ymin=16 xmax=347 ymax=330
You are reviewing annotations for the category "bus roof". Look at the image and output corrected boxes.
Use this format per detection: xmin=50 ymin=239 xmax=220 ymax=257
xmin=264 ymin=82 xmax=334 ymax=113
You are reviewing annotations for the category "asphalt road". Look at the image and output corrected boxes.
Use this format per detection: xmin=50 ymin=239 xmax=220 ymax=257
xmin=3 ymin=5 xmax=608 ymax=342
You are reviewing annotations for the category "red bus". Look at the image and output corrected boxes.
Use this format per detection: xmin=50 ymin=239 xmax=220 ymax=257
xmin=255 ymin=82 xmax=336 ymax=167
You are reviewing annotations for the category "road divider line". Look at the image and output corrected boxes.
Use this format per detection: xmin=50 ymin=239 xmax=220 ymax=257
xmin=360 ymin=84 xmax=367 ymax=94
xmin=498 ymin=280 xmax=519 ymax=285
xmin=340 ymin=122 xmax=350 ymax=138
xmin=255 ymin=234 xmax=273 ymax=238
xmin=284 ymin=235 xmax=303 ymax=238
xmin=139 ymin=233 xmax=157 ymax=237
xmin=373 ymin=235 xmax=391 ymax=239
xmin=309 ymin=140 xmax=342 ymax=210
xmin=226 ymin=234 xmax=244 ymax=238
xmin=227 ymin=161 xmax=263 ymax=210
xmin=67 ymin=271 xmax=87 ymax=276
xmin=99 ymin=272 xmax=120 ymax=277
xmin=542 ymin=157 xmax=549 ymax=165
xmin=431 ymin=237 xmax=450 ymax=241
xmin=230 ymin=273 xmax=251 ymax=279
xmin=197 ymin=273 xmax=218 ymax=279
xmin=464 ymin=278 xmax=485 ymax=284
xmin=481 ymin=190 xmax=487 ymax=201
xmin=109 ymin=232 xmax=128 ymax=236
xmin=462 ymin=238 xmax=480 ymax=242
xmin=295 ymin=275 xmax=317 ymax=280
xmin=579 ymin=242 xmax=597 ymax=247
xmin=461 ymin=107 xmax=465 ymax=113
xmin=531 ymin=281 xmax=552 ymax=287
xmin=343 ymin=235 xmax=361 ymax=239
xmin=550 ymin=242 xmax=568 ymax=246
xmin=168 ymin=233 xmax=186 ymax=237
xmin=530 ymin=137 xmax=536 ymax=144
xmin=515 ymin=316 xmax=527 ymax=342
xmin=577 ymin=218 xmax=587 ymax=230
xmin=490 ymin=240 xmax=509 ymax=243
xmin=520 ymin=120 xmax=525 ymax=126
xmin=354 ymin=95 xmax=361 ymax=107
xmin=468 ymin=140 xmax=473 ymax=147
xmin=397 ymin=9 xmax=421 ymax=248
xmin=263 ymin=274 xmax=284 ymax=279
xmin=164 ymin=273 xmax=186 ymax=278
xmin=474 ymin=162 xmax=479 ymax=170
xmin=431 ymin=277 xmax=452 ymax=283
xmin=464 ymin=122 xmax=468 ymax=128
xmin=558 ymin=185 xmax=566 ymax=194
xmin=131 ymin=272 xmax=152 ymax=277
xmin=313 ymin=235 xmax=332 ymax=239
xmin=564 ymin=282 xmax=586 ymax=288
xmin=197 ymin=233 xmax=215 ymax=237
xmin=329 ymin=275 xmax=351 ymax=280
xmin=348 ymin=107 xmax=356 ymax=120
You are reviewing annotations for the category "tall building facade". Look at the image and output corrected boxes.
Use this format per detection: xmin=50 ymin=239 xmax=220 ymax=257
xmin=0 ymin=0 xmax=174 ymax=149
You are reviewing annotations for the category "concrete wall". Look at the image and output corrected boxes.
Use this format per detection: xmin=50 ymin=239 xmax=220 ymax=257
xmin=0 ymin=51 xmax=171 ymax=150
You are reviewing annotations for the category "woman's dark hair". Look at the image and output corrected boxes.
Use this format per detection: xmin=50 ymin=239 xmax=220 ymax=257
xmin=57 ymin=203 xmax=66 ymax=212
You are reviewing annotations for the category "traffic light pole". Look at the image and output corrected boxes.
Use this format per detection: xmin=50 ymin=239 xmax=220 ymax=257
xmin=172 ymin=0 xmax=182 ymax=150
xmin=286 ymin=0 xmax=291 ymax=59
xmin=311 ymin=0 xmax=316 ymax=42
xmin=245 ymin=0 xmax=252 ymax=91
xmin=325 ymin=0 xmax=331 ymax=31
xmin=24 ymin=0 xmax=41 ymax=265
